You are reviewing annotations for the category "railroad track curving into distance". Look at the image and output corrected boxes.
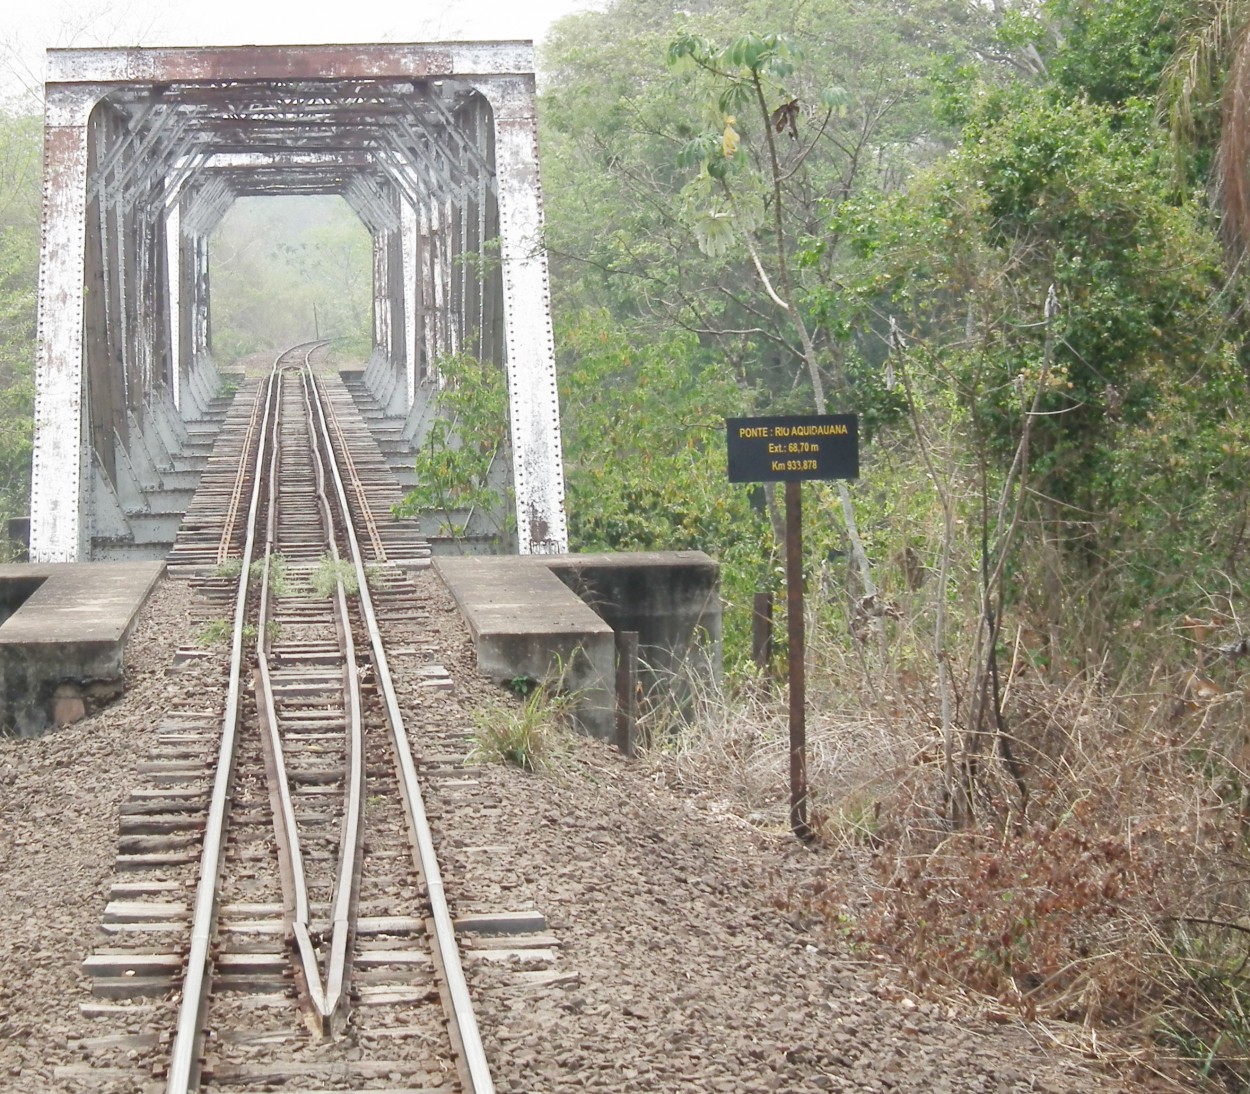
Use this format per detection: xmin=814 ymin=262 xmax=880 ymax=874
xmin=79 ymin=343 xmax=502 ymax=1093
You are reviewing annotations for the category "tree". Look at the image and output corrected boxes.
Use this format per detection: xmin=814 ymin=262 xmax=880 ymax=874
xmin=665 ymin=29 xmax=884 ymax=610
xmin=540 ymin=0 xmax=968 ymax=395
xmin=555 ymin=309 xmax=771 ymax=664
xmin=829 ymin=16 xmax=1247 ymax=820
xmin=209 ymin=196 xmax=372 ymax=360
xmin=1158 ymin=0 xmax=1250 ymax=253
xmin=0 ymin=110 xmax=41 ymax=550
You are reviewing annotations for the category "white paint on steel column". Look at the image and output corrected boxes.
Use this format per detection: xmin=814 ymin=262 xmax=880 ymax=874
xmin=418 ymin=198 xmax=436 ymax=378
xmin=477 ymin=76 xmax=568 ymax=554
xmin=401 ymin=200 xmax=420 ymax=408
xmin=430 ymin=200 xmax=446 ymax=361
xmin=30 ymin=85 xmax=99 ymax=562
xmin=372 ymin=229 xmax=389 ymax=363
xmin=444 ymin=196 xmax=459 ymax=357
xmin=192 ymin=234 xmax=210 ymax=363
xmin=166 ymin=201 xmax=182 ymax=410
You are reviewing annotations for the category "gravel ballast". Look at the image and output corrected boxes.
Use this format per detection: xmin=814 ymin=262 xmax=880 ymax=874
xmin=0 ymin=571 xmax=1178 ymax=1092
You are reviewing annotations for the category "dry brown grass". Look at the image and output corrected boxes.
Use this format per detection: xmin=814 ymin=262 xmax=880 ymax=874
xmin=643 ymin=612 xmax=1250 ymax=1090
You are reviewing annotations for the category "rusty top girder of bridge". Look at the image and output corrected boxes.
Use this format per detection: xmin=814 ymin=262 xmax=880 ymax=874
xmin=86 ymin=78 xmax=495 ymax=205
xmin=31 ymin=42 xmax=568 ymax=561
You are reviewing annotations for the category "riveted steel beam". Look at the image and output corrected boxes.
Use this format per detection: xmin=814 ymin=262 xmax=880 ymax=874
xmin=30 ymin=85 xmax=96 ymax=561
xmin=472 ymin=74 xmax=567 ymax=553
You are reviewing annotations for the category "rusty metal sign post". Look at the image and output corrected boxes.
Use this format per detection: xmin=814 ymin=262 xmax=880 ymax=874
xmin=727 ymin=415 xmax=859 ymax=841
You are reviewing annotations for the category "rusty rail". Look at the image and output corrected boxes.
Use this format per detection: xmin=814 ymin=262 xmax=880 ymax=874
xmin=165 ymin=342 xmax=493 ymax=1093
xmin=250 ymin=349 xmax=365 ymax=1033
xmin=165 ymin=351 xmax=289 ymax=1094
xmin=306 ymin=363 xmax=496 ymax=1093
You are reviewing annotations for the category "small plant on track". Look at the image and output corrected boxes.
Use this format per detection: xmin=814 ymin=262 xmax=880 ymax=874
xmin=311 ymin=555 xmax=359 ymax=597
xmin=195 ymin=619 xmax=231 ymax=646
xmin=259 ymin=553 xmax=291 ymax=597
xmin=212 ymin=559 xmax=243 ymax=580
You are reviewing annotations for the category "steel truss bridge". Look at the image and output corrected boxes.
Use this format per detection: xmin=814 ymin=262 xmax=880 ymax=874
xmin=30 ymin=42 xmax=568 ymax=562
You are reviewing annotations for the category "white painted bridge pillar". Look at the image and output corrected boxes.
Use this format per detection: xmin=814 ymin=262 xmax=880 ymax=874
xmin=30 ymin=85 xmax=98 ymax=562
xmin=477 ymin=75 xmax=568 ymax=555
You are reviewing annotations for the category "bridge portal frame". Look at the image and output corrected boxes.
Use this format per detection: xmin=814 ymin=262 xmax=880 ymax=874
xmin=30 ymin=42 xmax=568 ymax=560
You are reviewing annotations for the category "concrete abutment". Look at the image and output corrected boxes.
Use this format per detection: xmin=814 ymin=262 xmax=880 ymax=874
xmin=434 ymin=552 xmax=721 ymax=740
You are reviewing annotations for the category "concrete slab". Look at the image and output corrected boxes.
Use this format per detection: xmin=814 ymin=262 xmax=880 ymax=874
xmin=434 ymin=557 xmax=615 ymax=737
xmin=433 ymin=551 xmax=721 ymax=740
xmin=0 ymin=561 xmax=165 ymax=736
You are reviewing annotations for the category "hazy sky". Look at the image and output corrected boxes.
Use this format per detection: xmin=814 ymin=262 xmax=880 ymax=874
xmin=2 ymin=0 xmax=597 ymax=105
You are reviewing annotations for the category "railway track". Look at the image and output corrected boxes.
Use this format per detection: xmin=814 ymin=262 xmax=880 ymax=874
xmin=73 ymin=345 xmax=525 ymax=1093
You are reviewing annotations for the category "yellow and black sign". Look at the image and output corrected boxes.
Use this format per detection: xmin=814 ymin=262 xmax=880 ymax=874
xmin=726 ymin=415 xmax=859 ymax=482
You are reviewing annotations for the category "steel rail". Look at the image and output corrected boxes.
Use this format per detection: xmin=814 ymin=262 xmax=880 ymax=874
xmin=306 ymin=364 xmax=496 ymax=1094
xmin=317 ymin=383 xmax=387 ymax=562
xmin=165 ymin=355 xmax=287 ymax=1094
xmin=251 ymin=363 xmax=327 ymax=1026
xmin=247 ymin=354 xmax=363 ymax=1035
xmin=298 ymin=362 xmax=366 ymax=1026
xmin=216 ymin=372 xmax=269 ymax=567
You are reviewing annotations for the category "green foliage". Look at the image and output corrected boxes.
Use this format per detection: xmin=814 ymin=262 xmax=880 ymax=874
xmin=311 ymin=555 xmax=360 ymax=598
xmin=214 ymin=553 xmax=291 ymax=595
xmin=540 ymin=0 xmax=962 ymax=404
xmin=194 ymin=614 xmax=281 ymax=648
xmin=212 ymin=558 xmax=243 ymax=580
xmin=830 ymin=84 xmax=1243 ymax=637
xmin=1161 ymin=925 xmax=1250 ymax=1089
xmin=195 ymin=619 xmax=231 ymax=646
xmin=469 ymin=684 xmax=576 ymax=773
xmin=543 ymin=0 xmax=1250 ymax=683
xmin=1043 ymin=0 xmax=1184 ymax=107
xmin=393 ymin=353 xmax=511 ymax=540
xmin=558 ymin=310 xmax=780 ymax=665
xmin=667 ymin=30 xmax=802 ymax=89
xmin=559 ymin=312 xmax=753 ymax=549
xmin=1098 ymin=344 xmax=1250 ymax=618
xmin=257 ymin=553 xmax=291 ymax=596
xmin=0 ymin=111 xmax=41 ymax=550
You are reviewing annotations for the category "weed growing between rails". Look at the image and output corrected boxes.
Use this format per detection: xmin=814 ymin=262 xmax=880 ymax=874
xmin=308 ymin=557 xmax=388 ymax=597
xmin=195 ymin=618 xmax=232 ymax=646
xmin=311 ymin=555 xmax=360 ymax=597
xmin=212 ymin=552 xmax=292 ymax=597
xmin=194 ymin=618 xmax=282 ymax=647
